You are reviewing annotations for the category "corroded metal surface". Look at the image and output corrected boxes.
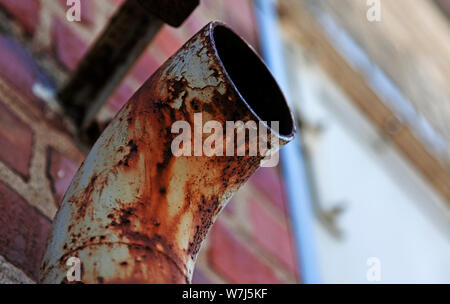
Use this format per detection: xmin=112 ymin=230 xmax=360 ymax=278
xmin=41 ymin=22 xmax=295 ymax=284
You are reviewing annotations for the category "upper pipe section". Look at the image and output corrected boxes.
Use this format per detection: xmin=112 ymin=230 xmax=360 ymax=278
xmin=40 ymin=22 xmax=295 ymax=284
xmin=58 ymin=0 xmax=199 ymax=141
xmin=137 ymin=0 xmax=199 ymax=27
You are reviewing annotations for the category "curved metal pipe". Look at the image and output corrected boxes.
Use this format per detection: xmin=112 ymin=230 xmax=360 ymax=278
xmin=40 ymin=22 xmax=296 ymax=284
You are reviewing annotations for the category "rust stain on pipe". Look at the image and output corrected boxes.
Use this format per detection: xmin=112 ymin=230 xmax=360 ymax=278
xmin=40 ymin=22 xmax=296 ymax=284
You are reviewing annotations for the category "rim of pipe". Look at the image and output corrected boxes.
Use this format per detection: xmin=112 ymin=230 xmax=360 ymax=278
xmin=208 ymin=21 xmax=296 ymax=141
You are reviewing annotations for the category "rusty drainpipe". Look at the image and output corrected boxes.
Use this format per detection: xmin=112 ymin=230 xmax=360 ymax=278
xmin=40 ymin=22 xmax=296 ymax=284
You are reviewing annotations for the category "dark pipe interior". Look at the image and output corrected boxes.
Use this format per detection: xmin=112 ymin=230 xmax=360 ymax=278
xmin=213 ymin=25 xmax=294 ymax=137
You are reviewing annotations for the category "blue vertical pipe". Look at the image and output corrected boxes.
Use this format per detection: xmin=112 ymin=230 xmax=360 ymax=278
xmin=254 ymin=0 xmax=321 ymax=283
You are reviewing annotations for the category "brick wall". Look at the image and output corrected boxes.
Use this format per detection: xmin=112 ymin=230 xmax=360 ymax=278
xmin=0 ymin=0 xmax=300 ymax=283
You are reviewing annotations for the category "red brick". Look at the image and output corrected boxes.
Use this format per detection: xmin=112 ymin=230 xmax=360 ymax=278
xmin=0 ymin=34 xmax=53 ymax=104
xmin=192 ymin=268 xmax=213 ymax=284
xmin=58 ymin=0 xmax=95 ymax=25
xmin=202 ymin=0 xmax=221 ymax=11
xmin=0 ymin=101 xmax=33 ymax=179
xmin=106 ymin=80 xmax=136 ymax=113
xmin=208 ymin=222 xmax=284 ymax=283
xmin=110 ymin=0 xmax=125 ymax=7
xmin=0 ymin=0 xmax=41 ymax=34
xmin=0 ymin=181 xmax=52 ymax=281
xmin=130 ymin=51 xmax=160 ymax=84
xmin=52 ymin=19 xmax=89 ymax=70
xmin=222 ymin=0 xmax=259 ymax=48
xmin=247 ymin=199 xmax=299 ymax=277
xmin=0 ymin=34 xmax=71 ymax=138
xmin=223 ymin=197 xmax=236 ymax=215
xmin=153 ymin=26 xmax=184 ymax=58
xmin=46 ymin=148 xmax=81 ymax=206
xmin=183 ymin=11 xmax=204 ymax=36
xmin=249 ymin=167 xmax=288 ymax=213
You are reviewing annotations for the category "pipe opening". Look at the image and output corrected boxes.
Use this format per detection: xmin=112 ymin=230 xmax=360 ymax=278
xmin=212 ymin=25 xmax=295 ymax=138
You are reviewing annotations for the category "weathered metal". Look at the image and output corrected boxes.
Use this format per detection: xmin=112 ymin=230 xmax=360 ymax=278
xmin=58 ymin=0 xmax=199 ymax=139
xmin=40 ymin=22 xmax=295 ymax=284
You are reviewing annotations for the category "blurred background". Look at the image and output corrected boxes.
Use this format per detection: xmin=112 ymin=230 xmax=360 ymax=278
xmin=0 ymin=0 xmax=449 ymax=283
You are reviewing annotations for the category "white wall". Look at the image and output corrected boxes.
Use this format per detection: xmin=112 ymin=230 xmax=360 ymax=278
xmin=289 ymin=52 xmax=450 ymax=283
